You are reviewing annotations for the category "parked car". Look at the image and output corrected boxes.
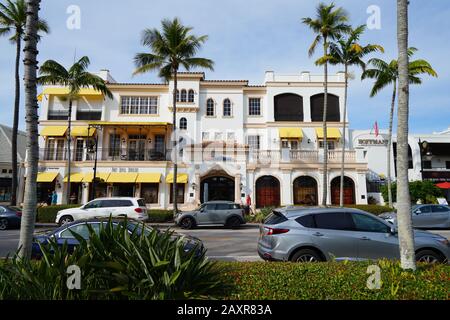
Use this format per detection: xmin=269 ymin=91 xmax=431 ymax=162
xmin=175 ymin=201 xmax=246 ymax=229
xmin=55 ymin=197 xmax=148 ymax=225
xmin=258 ymin=207 xmax=450 ymax=264
xmin=32 ymin=218 xmax=204 ymax=259
xmin=0 ymin=205 xmax=22 ymax=230
xmin=380 ymin=204 xmax=450 ymax=229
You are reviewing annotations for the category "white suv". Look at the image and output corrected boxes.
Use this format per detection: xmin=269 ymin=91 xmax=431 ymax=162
xmin=55 ymin=197 xmax=148 ymax=225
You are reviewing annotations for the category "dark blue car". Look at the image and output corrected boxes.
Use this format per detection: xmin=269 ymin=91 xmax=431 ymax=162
xmin=0 ymin=205 xmax=21 ymax=230
xmin=31 ymin=218 xmax=204 ymax=259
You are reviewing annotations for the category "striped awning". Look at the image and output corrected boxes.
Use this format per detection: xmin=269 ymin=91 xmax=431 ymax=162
xmin=165 ymin=173 xmax=188 ymax=184
xmin=37 ymin=172 xmax=58 ymax=183
xmin=40 ymin=126 xmax=68 ymax=137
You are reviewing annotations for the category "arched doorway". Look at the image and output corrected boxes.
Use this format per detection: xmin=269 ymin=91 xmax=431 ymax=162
xmin=293 ymin=176 xmax=318 ymax=205
xmin=331 ymin=176 xmax=355 ymax=205
xmin=256 ymin=176 xmax=280 ymax=208
xmin=201 ymin=176 xmax=235 ymax=203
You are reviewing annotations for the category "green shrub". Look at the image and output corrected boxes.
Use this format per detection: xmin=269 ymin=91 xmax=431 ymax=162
xmin=246 ymin=207 xmax=273 ymax=223
xmin=380 ymin=180 xmax=443 ymax=204
xmin=220 ymin=260 xmax=449 ymax=300
xmin=36 ymin=205 xmax=79 ymax=223
xmin=0 ymin=218 xmax=226 ymax=300
xmin=147 ymin=210 xmax=174 ymax=223
xmin=345 ymin=204 xmax=393 ymax=215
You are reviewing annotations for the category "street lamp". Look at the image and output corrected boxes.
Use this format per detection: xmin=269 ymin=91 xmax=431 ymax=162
xmin=419 ymin=139 xmax=432 ymax=180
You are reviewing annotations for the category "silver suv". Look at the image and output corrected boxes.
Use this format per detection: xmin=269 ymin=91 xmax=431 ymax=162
xmin=175 ymin=201 xmax=246 ymax=229
xmin=258 ymin=207 xmax=450 ymax=263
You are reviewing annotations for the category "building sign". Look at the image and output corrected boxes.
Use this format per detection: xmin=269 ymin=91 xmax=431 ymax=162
xmin=357 ymin=138 xmax=388 ymax=146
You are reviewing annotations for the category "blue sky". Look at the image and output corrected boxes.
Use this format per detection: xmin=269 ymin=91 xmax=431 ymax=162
xmin=0 ymin=0 xmax=448 ymax=133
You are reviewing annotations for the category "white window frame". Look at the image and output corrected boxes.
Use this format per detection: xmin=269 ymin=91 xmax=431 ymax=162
xmin=223 ymin=98 xmax=232 ymax=117
xmin=206 ymin=98 xmax=216 ymax=117
xmin=248 ymin=97 xmax=262 ymax=116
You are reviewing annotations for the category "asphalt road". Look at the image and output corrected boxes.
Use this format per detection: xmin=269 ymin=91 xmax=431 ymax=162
xmin=1 ymin=226 xmax=449 ymax=261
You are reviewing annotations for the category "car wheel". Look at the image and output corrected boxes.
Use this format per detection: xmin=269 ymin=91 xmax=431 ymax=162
xmin=415 ymin=250 xmax=444 ymax=264
xmin=59 ymin=215 xmax=74 ymax=226
xmin=226 ymin=216 xmax=241 ymax=229
xmin=0 ymin=218 xmax=8 ymax=230
xmin=291 ymin=249 xmax=322 ymax=263
xmin=180 ymin=217 xmax=195 ymax=229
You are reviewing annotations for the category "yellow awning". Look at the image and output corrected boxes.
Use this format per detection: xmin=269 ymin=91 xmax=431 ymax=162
xmin=42 ymin=87 xmax=103 ymax=97
xmin=107 ymin=172 xmax=138 ymax=183
xmin=136 ymin=173 xmax=162 ymax=183
xmin=88 ymin=121 xmax=171 ymax=127
xmin=63 ymin=173 xmax=85 ymax=183
xmin=37 ymin=172 xmax=58 ymax=183
xmin=166 ymin=173 xmax=188 ymax=184
xmin=316 ymin=128 xmax=341 ymax=139
xmin=83 ymin=172 xmax=110 ymax=183
xmin=71 ymin=126 xmax=96 ymax=137
xmin=40 ymin=126 xmax=68 ymax=137
xmin=279 ymin=128 xmax=303 ymax=139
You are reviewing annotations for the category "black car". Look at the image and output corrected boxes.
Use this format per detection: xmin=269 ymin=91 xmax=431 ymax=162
xmin=0 ymin=205 xmax=22 ymax=230
xmin=31 ymin=218 xmax=204 ymax=259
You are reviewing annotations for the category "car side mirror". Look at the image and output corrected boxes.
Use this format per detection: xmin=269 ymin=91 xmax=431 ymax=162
xmin=415 ymin=210 xmax=421 ymax=214
xmin=390 ymin=227 xmax=397 ymax=235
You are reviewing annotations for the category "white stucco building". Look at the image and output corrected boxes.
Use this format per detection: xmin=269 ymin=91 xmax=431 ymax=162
xmin=351 ymin=127 xmax=450 ymax=204
xmin=31 ymin=70 xmax=370 ymax=209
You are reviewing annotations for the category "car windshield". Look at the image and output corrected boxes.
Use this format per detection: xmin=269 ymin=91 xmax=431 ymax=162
xmin=411 ymin=205 xmax=420 ymax=211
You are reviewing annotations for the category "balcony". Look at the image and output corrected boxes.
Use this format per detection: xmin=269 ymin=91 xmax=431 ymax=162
xmin=40 ymin=148 xmax=170 ymax=162
xmin=327 ymin=150 xmax=356 ymax=163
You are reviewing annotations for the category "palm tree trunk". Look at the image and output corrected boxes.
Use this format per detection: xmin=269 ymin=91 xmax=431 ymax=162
xmin=387 ymin=82 xmax=396 ymax=208
xmin=18 ymin=0 xmax=40 ymax=259
xmin=339 ymin=64 xmax=348 ymax=207
xmin=396 ymin=0 xmax=416 ymax=270
xmin=10 ymin=37 xmax=22 ymax=206
xmin=66 ymin=99 xmax=72 ymax=204
xmin=172 ymin=72 xmax=178 ymax=215
xmin=322 ymin=39 xmax=329 ymax=206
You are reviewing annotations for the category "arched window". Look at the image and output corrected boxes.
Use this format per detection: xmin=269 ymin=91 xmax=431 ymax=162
xmin=274 ymin=93 xmax=303 ymax=121
xmin=310 ymin=93 xmax=340 ymax=122
xmin=176 ymin=90 xmax=180 ymax=102
xmin=179 ymin=117 xmax=187 ymax=130
xmin=206 ymin=98 xmax=215 ymax=116
xmin=223 ymin=99 xmax=232 ymax=117
xmin=188 ymin=89 xmax=195 ymax=102
xmin=180 ymin=89 xmax=187 ymax=102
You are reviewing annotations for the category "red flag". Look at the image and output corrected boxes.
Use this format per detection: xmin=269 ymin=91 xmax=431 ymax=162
xmin=374 ymin=121 xmax=379 ymax=137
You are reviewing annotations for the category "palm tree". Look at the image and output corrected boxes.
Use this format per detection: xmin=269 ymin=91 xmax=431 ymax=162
xmin=302 ymin=2 xmax=350 ymax=206
xmin=317 ymin=25 xmax=383 ymax=207
xmin=396 ymin=0 xmax=415 ymax=270
xmin=17 ymin=0 xmax=40 ymax=259
xmin=133 ymin=18 xmax=214 ymax=216
xmin=38 ymin=57 xmax=113 ymax=204
xmin=362 ymin=48 xmax=437 ymax=209
xmin=0 ymin=0 xmax=49 ymax=206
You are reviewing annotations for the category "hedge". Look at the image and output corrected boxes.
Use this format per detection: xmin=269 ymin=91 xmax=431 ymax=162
xmin=220 ymin=261 xmax=450 ymax=300
xmin=345 ymin=205 xmax=392 ymax=215
xmin=36 ymin=205 xmax=79 ymax=223
xmin=36 ymin=205 xmax=174 ymax=223
xmin=146 ymin=210 xmax=174 ymax=223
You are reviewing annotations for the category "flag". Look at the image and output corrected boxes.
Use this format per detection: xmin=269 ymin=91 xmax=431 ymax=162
xmin=374 ymin=121 xmax=379 ymax=137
